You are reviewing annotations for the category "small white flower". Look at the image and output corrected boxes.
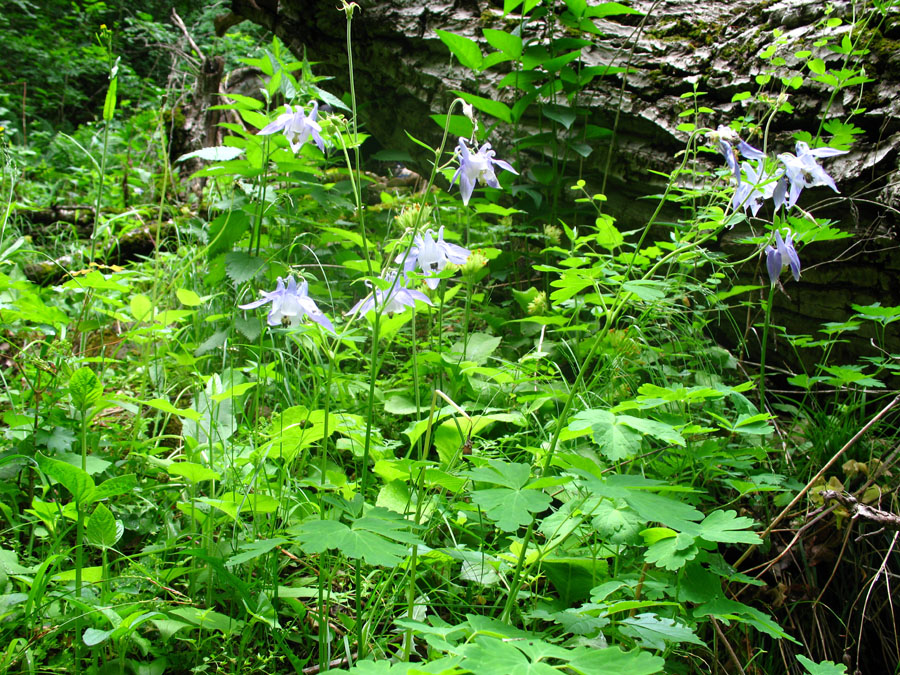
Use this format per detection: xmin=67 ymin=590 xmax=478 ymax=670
xmin=450 ymin=138 xmax=517 ymax=206
xmin=258 ymin=102 xmax=326 ymax=154
xmin=239 ymin=276 xmax=333 ymax=331
xmin=397 ymin=227 xmax=471 ymax=289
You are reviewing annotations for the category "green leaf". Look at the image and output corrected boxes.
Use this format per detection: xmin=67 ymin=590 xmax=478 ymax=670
xmin=225 ymin=252 xmax=267 ymax=284
xmin=449 ymin=331 xmax=501 ymax=365
xmin=69 ymin=367 xmax=103 ymax=410
xmin=483 ymin=28 xmax=523 ymax=58
xmin=686 ymin=509 xmax=762 ymax=544
xmin=592 ymin=499 xmax=643 ymax=543
xmin=451 ymin=91 xmax=512 ymax=123
xmin=430 ymin=113 xmax=474 ymax=139
xmin=167 ymin=462 xmax=220 ymax=483
xmin=796 ymin=655 xmax=848 ymax=675
xmin=471 ymin=486 xmax=551 ymax=531
xmin=129 ymin=293 xmax=153 ymax=322
xmin=170 ymin=607 xmax=243 ymax=634
xmin=459 ymin=636 xmax=561 ymax=675
xmin=226 ymin=538 xmax=287 ymax=567
xmin=103 ymin=76 xmax=118 ymax=122
xmin=294 ymin=509 xmax=422 ymax=567
xmin=140 ymin=398 xmax=202 ymax=421
xmin=585 ymin=2 xmax=643 ymax=18
xmin=568 ymin=410 xmax=641 ymax=460
xmin=37 ymin=455 xmax=95 ymax=503
xmin=86 ymin=503 xmax=122 ymax=549
xmin=643 ymin=532 xmax=699 ymax=570
xmin=435 ymin=30 xmax=483 ymax=71
xmin=93 ymin=474 xmax=137 ymax=501
xmin=619 ymin=613 xmax=705 ymax=650
xmin=567 ymin=646 xmax=664 ymax=675
xmin=176 ymin=146 xmax=245 ymax=163
xmin=208 ymin=211 xmax=251 ymax=257
xmin=543 ymin=103 xmax=577 ymax=130
xmin=617 ymin=414 xmax=685 ymax=446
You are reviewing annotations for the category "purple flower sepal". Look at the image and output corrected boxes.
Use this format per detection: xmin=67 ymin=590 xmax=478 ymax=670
xmin=450 ymin=138 xmax=518 ymax=206
xmin=774 ymin=141 xmax=847 ymax=210
xmin=397 ymin=226 xmax=471 ymax=289
xmin=349 ymin=272 xmax=434 ymax=316
xmin=239 ymin=276 xmax=334 ymax=331
xmin=258 ymin=101 xmax=326 ymax=154
xmin=765 ymin=229 xmax=801 ymax=285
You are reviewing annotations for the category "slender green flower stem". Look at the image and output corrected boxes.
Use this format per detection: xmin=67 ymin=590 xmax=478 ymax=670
xmin=501 ymin=134 xmax=706 ymax=622
xmin=759 ymin=283 xmax=775 ymax=411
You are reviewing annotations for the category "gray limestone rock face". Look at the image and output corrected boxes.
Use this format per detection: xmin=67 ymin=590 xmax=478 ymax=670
xmin=226 ymin=0 xmax=900 ymax=372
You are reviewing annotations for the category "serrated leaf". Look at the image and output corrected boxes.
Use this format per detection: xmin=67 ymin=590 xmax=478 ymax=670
xmin=86 ymin=503 xmax=122 ymax=549
xmin=687 ymin=509 xmax=761 ymax=544
xmin=224 ymin=252 xmax=267 ymax=284
xmin=796 ymin=655 xmax=847 ymax=674
xmin=37 ymin=455 xmax=95 ymax=503
xmin=567 ymin=646 xmax=664 ymax=675
xmin=93 ymin=474 xmax=137 ymax=501
xmin=644 ymin=532 xmax=699 ymax=570
xmin=592 ymin=499 xmax=643 ymax=543
xmin=294 ymin=511 xmax=420 ymax=567
xmin=619 ymin=613 xmax=704 ymax=650
xmin=69 ymin=367 xmax=103 ymax=409
xmin=208 ymin=211 xmax=251 ymax=258
xmin=167 ymin=462 xmax=220 ymax=483
xmin=471 ymin=486 xmax=551 ymax=531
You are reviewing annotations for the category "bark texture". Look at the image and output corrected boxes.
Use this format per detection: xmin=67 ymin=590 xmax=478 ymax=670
xmin=226 ymin=0 xmax=900 ymax=362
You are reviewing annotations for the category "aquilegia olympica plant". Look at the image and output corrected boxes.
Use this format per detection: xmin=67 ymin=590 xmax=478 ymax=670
xmin=774 ymin=141 xmax=847 ymax=210
xmin=451 ymin=138 xmax=518 ymax=206
xmin=765 ymin=229 xmax=802 ymax=285
xmin=398 ymin=226 xmax=471 ymax=289
xmin=239 ymin=276 xmax=334 ymax=331
xmin=349 ymin=272 xmax=434 ymax=316
xmin=258 ymin=101 xmax=326 ymax=153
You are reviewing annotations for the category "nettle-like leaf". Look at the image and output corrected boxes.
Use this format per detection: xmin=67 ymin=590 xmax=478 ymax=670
xmin=86 ymin=503 xmax=123 ymax=549
xmin=618 ymin=613 xmax=705 ymax=651
xmin=37 ymin=455 xmax=95 ymax=503
xmin=466 ymin=460 xmax=551 ymax=531
xmin=69 ymin=367 xmax=103 ymax=410
xmin=566 ymin=646 xmax=664 ymax=674
xmin=293 ymin=508 xmax=423 ymax=567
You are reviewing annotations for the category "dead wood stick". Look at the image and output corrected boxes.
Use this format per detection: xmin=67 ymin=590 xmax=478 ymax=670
xmin=171 ymin=9 xmax=205 ymax=61
xmin=735 ymin=394 xmax=900 ymax=569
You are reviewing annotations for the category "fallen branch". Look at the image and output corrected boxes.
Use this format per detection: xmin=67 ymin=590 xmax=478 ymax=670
xmin=820 ymin=490 xmax=900 ymax=530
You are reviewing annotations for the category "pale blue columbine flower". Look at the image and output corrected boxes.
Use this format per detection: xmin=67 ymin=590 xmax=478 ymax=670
xmin=710 ymin=125 xmax=765 ymax=185
xmin=765 ymin=229 xmax=801 ymax=285
xmin=258 ymin=102 xmax=325 ymax=153
xmin=451 ymin=138 xmax=518 ymax=205
xmin=774 ymin=141 xmax=847 ymax=210
xmin=239 ymin=276 xmax=334 ymax=331
xmin=349 ymin=272 xmax=434 ymax=316
xmin=397 ymin=226 xmax=471 ymax=289
xmin=732 ymin=159 xmax=783 ymax=217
